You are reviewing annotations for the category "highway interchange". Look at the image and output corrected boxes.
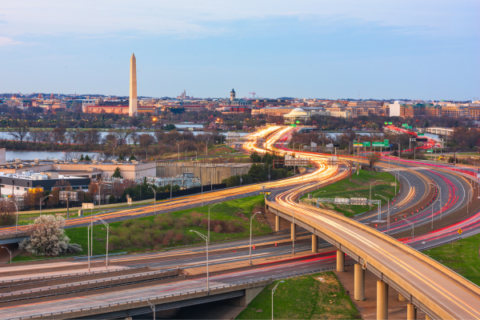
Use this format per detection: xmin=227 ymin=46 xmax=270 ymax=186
xmin=0 ymin=125 xmax=479 ymax=319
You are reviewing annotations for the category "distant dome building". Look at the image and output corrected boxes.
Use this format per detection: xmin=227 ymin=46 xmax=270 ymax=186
xmin=283 ymin=107 xmax=310 ymax=124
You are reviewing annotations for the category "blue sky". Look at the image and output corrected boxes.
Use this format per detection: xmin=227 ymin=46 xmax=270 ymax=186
xmin=0 ymin=1 xmax=478 ymax=100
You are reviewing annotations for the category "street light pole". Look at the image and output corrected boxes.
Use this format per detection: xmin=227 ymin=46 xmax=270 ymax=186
xmin=428 ymin=183 xmax=438 ymax=228
xmin=402 ymin=218 xmax=415 ymax=244
xmin=40 ymin=194 xmax=52 ymax=216
xmin=149 ymin=186 xmax=156 ymax=215
xmin=272 ymin=281 xmax=285 ymax=320
xmin=176 ymin=142 xmax=180 ymax=162
xmin=190 ymin=230 xmax=209 ymax=293
xmin=96 ymin=217 xmax=109 ymax=270
xmin=249 ymin=212 xmax=260 ymax=265
xmin=292 ymin=209 xmax=295 ymax=255
xmin=369 ymin=180 xmax=382 ymax=209
xmin=147 ymin=300 xmax=155 ymax=320
xmin=376 ymin=194 xmax=390 ymax=234
xmin=10 ymin=201 xmax=18 ymax=234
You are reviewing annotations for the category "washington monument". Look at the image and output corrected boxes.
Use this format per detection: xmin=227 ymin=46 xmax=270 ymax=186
xmin=129 ymin=53 xmax=137 ymax=116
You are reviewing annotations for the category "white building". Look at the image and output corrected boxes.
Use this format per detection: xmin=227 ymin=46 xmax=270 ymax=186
xmin=79 ymin=99 xmax=98 ymax=112
xmin=389 ymin=101 xmax=401 ymax=117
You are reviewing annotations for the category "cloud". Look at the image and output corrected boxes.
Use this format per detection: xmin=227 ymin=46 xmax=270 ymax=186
xmin=1 ymin=0 xmax=478 ymax=39
xmin=0 ymin=36 xmax=21 ymax=46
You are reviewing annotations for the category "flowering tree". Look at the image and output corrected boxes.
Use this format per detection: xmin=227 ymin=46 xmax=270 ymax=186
xmin=20 ymin=215 xmax=82 ymax=256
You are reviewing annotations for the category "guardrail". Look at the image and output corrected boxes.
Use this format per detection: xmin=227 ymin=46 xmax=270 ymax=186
xmin=7 ymin=278 xmax=272 ymax=320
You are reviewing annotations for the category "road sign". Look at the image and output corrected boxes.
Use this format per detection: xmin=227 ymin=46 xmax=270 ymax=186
xmin=418 ymin=133 xmax=425 ymax=136
xmin=427 ymin=150 xmax=433 ymax=153
xmin=388 ymin=122 xmax=393 ymax=125
xmin=82 ymin=203 xmax=94 ymax=209
xmin=363 ymin=142 xmax=371 ymax=147
xmin=458 ymin=229 xmax=462 ymax=235
xmin=372 ymin=141 xmax=388 ymax=147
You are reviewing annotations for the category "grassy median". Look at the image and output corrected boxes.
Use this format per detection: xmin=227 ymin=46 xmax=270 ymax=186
xmin=13 ymin=195 xmax=271 ymax=262
xmin=235 ymin=271 xmax=360 ymax=319
xmin=423 ymin=233 xmax=480 ymax=286
xmin=301 ymin=169 xmax=398 ymax=217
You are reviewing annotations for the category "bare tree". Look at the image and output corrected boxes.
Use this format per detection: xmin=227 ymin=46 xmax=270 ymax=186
xmin=367 ymin=153 xmax=381 ymax=167
xmin=115 ymin=129 xmax=132 ymax=146
xmin=0 ymin=200 xmax=16 ymax=226
xmin=9 ymin=122 xmax=29 ymax=144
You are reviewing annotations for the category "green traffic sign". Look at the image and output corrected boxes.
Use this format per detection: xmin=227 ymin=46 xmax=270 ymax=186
xmin=388 ymin=122 xmax=393 ymax=125
xmin=363 ymin=142 xmax=371 ymax=147
xmin=427 ymin=150 xmax=433 ymax=153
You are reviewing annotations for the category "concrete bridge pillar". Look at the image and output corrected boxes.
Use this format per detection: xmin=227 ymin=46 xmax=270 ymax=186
xmin=377 ymin=280 xmax=389 ymax=320
xmin=275 ymin=215 xmax=280 ymax=232
xmin=354 ymin=264 xmax=365 ymax=301
xmin=407 ymin=303 xmax=417 ymax=320
xmin=311 ymin=234 xmax=318 ymax=253
xmin=398 ymin=293 xmax=407 ymax=302
xmin=336 ymin=250 xmax=345 ymax=272
xmin=291 ymin=223 xmax=296 ymax=240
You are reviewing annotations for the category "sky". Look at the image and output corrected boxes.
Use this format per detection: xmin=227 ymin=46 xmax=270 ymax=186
xmin=0 ymin=1 xmax=479 ymax=100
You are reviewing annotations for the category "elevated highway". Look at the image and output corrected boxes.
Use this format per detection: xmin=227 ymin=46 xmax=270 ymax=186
xmin=1 ymin=126 xmax=479 ymax=319
xmin=259 ymin=127 xmax=480 ymax=319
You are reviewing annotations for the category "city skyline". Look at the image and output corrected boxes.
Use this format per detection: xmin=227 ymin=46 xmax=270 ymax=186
xmin=0 ymin=1 xmax=479 ymax=100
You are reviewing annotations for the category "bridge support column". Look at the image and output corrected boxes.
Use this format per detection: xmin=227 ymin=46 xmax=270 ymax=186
xmin=291 ymin=223 xmax=296 ymax=240
xmin=311 ymin=235 xmax=318 ymax=253
xmin=407 ymin=303 xmax=417 ymax=320
xmin=336 ymin=250 xmax=345 ymax=272
xmin=377 ymin=280 xmax=389 ymax=320
xmin=398 ymin=293 xmax=407 ymax=302
xmin=275 ymin=215 xmax=280 ymax=232
xmin=354 ymin=264 xmax=365 ymax=301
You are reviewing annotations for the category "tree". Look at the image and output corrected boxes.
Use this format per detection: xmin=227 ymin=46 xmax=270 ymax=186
xmin=108 ymin=195 xmax=116 ymax=204
xmin=79 ymin=154 xmax=85 ymax=161
xmin=9 ymin=122 xmax=29 ymax=144
xmin=0 ymin=200 xmax=16 ymax=226
xmin=112 ymin=167 xmax=123 ymax=178
xmin=248 ymin=163 xmax=267 ymax=183
xmin=250 ymin=152 xmax=262 ymax=163
xmin=84 ymin=155 xmax=91 ymax=161
xmin=367 ymin=153 xmax=381 ymax=167
xmin=129 ymin=154 xmax=136 ymax=161
xmin=20 ymin=215 xmax=82 ymax=256
xmin=139 ymin=133 xmax=155 ymax=149
xmin=52 ymin=127 xmax=66 ymax=145
xmin=130 ymin=132 xmax=139 ymax=145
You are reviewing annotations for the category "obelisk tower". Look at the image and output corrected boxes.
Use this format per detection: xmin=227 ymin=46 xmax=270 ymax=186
xmin=129 ymin=53 xmax=137 ymax=117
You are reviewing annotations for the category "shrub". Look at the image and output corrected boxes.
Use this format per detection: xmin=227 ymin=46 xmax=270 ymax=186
xmin=20 ymin=215 xmax=82 ymax=257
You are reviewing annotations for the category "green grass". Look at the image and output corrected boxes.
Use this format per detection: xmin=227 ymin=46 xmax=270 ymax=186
xmin=302 ymin=169 xmax=398 ymax=217
xmin=236 ymin=272 xmax=360 ymax=320
xmin=423 ymin=233 xmax=480 ymax=286
xmin=13 ymin=195 xmax=270 ymax=262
